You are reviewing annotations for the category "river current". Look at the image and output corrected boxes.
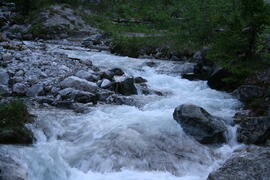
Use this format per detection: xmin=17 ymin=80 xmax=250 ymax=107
xmin=2 ymin=42 xmax=242 ymax=180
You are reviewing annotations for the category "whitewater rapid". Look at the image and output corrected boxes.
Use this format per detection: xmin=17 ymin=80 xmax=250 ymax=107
xmin=2 ymin=43 xmax=242 ymax=180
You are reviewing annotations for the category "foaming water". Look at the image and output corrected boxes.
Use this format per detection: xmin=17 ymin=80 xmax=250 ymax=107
xmin=2 ymin=42 xmax=242 ymax=180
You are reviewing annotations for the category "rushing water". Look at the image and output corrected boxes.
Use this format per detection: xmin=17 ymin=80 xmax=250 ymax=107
xmin=2 ymin=42 xmax=242 ymax=180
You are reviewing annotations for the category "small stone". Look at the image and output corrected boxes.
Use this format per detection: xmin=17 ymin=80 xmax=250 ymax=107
xmin=100 ymin=79 xmax=112 ymax=88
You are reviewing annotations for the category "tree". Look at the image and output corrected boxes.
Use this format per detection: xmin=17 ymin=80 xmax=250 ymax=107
xmin=209 ymin=0 xmax=270 ymax=62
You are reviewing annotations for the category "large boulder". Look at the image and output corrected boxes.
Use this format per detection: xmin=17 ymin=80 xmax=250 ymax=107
xmin=237 ymin=115 xmax=270 ymax=145
xmin=60 ymin=76 xmax=97 ymax=92
xmin=207 ymin=67 xmax=232 ymax=91
xmin=0 ymin=152 xmax=27 ymax=180
xmin=233 ymin=85 xmax=265 ymax=102
xmin=112 ymin=77 xmax=137 ymax=96
xmin=173 ymin=104 xmax=227 ymax=144
xmin=208 ymin=146 xmax=270 ymax=180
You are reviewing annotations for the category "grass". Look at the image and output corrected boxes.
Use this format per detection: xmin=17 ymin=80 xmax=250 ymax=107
xmin=0 ymin=100 xmax=32 ymax=131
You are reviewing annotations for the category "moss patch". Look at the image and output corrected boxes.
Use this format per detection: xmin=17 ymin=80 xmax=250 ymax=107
xmin=0 ymin=100 xmax=34 ymax=144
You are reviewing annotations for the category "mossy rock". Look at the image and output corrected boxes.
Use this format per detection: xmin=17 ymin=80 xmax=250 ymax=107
xmin=0 ymin=100 xmax=34 ymax=145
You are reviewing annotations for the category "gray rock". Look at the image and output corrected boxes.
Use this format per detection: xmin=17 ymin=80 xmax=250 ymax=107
xmin=26 ymin=83 xmax=44 ymax=97
xmin=0 ymin=152 xmax=27 ymax=180
xmin=100 ymin=79 xmax=112 ymax=88
xmin=135 ymin=77 xmax=147 ymax=84
xmin=233 ymin=85 xmax=264 ymax=102
xmin=0 ymin=69 xmax=9 ymax=85
xmin=109 ymin=68 xmax=125 ymax=76
xmin=79 ymin=59 xmax=93 ymax=67
xmin=60 ymin=76 xmax=97 ymax=92
xmin=59 ymin=88 xmax=97 ymax=104
xmin=208 ymin=146 xmax=270 ymax=180
xmin=0 ymin=85 xmax=11 ymax=95
xmin=100 ymin=71 xmax=114 ymax=80
xmin=237 ymin=115 xmax=270 ymax=145
xmin=207 ymin=67 xmax=232 ymax=91
xmin=193 ymin=50 xmax=205 ymax=60
xmin=12 ymin=83 xmax=27 ymax=95
xmin=173 ymin=104 xmax=227 ymax=144
xmin=75 ymin=70 xmax=97 ymax=82
xmin=2 ymin=53 xmax=12 ymax=61
xmin=112 ymin=77 xmax=137 ymax=96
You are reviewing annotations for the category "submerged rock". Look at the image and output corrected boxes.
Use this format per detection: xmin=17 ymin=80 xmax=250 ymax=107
xmin=208 ymin=146 xmax=270 ymax=180
xmin=0 ymin=152 xmax=27 ymax=180
xmin=173 ymin=104 xmax=227 ymax=144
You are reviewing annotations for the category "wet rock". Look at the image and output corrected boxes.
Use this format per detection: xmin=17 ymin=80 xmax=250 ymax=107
xmin=26 ymin=83 xmax=44 ymax=97
xmin=208 ymin=146 xmax=270 ymax=180
xmin=145 ymin=61 xmax=157 ymax=67
xmin=59 ymin=88 xmax=97 ymax=104
xmin=106 ymin=94 xmax=134 ymax=105
xmin=207 ymin=67 xmax=232 ymax=91
xmin=0 ymin=129 xmax=34 ymax=145
xmin=12 ymin=83 xmax=27 ymax=95
xmin=233 ymin=85 xmax=264 ymax=102
xmin=100 ymin=79 xmax=112 ymax=88
xmin=173 ymin=104 xmax=227 ymax=144
xmin=237 ymin=115 xmax=270 ymax=145
xmin=75 ymin=70 xmax=98 ymax=82
xmin=109 ymin=68 xmax=125 ymax=76
xmin=100 ymin=71 xmax=114 ymax=80
xmin=0 ymin=152 xmax=27 ymax=180
xmin=60 ymin=76 xmax=97 ymax=92
xmin=112 ymin=77 xmax=137 ymax=96
xmin=135 ymin=77 xmax=147 ymax=84
xmin=97 ymin=89 xmax=114 ymax=102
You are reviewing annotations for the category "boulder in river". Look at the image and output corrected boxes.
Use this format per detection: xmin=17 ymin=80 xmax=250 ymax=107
xmin=207 ymin=67 xmax=232 ymax=91
xmin=208 ymin=146 xmax=270 ymax=180
xmin=58 ymin=88 xmax=97 ymax=104
xmin=173 ymin=104 xmax=227 ymax=144
xmin=60 ymin=76 xmax=97 ymax=92
xmin=112 ymin=77 xmax=137 ymax=96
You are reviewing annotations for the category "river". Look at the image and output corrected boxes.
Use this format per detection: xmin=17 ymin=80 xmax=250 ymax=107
xmin=1 ymin=41 xmax=242 ymax=180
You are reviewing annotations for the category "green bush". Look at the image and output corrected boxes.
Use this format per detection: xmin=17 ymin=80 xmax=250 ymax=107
xmin=0 ymin=100 xmax=32 ymax=131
